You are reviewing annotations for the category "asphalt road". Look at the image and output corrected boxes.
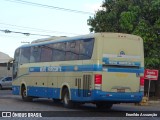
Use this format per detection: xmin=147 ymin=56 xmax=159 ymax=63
xmin=0 ymin=90 xmax=160 ymax=120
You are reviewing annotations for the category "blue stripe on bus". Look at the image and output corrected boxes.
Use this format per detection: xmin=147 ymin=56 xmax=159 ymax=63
xmin=27 ymin=86 xmax=60 ymax=99
xmin=102 ymin=58 xmax=109 ymax=63
xmin=71 ymin=89 xmax=143 ymax=102
xmin=107 ymin=68 xmax=144 ymax=73
xmin=29 ymin=64 xmax=103 ymax=72
xmin=29 ymin=67 xmax=42 ymax=72
xmin=12 ymin=86 xmax=143 ymax=102
xmin=29 ymin=64 xmax=144 ymax=73
xmin=62 ymin=64 xmax=102 ymax=71
xmin=12 ymin=86 xmax=60 ymax=99
xmin=12 ymin=86 xmax=20 ymax=95
xmin=103 ymin=58 xmax=141 ymax=66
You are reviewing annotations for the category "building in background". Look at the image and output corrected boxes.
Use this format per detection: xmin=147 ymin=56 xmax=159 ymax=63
xmin=0 ymin=52 xmax=12 ymax=77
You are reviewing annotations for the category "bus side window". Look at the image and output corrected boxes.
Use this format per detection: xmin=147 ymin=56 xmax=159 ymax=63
xmin=41 ymin=46 xmax=52 ymax=62
xmin=13 ymin=48 xmax=20 ymax=79
xmin=30 ymin=46 xmax=41 ymax=63
xmin=52 ymin=42 xmax=66 ymax=61
xmin=79 ymin=38 xmax=94 ymax=60
xmin=66 ymin=41 xmax=80 ymax=60
xmin=20 ymin=47 xmax=31 ymax=64
xmin=14 ymin=48 xmax=20 ymax=62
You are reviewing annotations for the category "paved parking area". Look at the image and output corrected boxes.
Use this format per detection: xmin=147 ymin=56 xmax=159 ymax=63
xmin=0 ymin=90 xmax=160 ymax=119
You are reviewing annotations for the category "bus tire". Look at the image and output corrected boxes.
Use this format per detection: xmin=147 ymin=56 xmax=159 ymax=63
xmin=21 ymin=86 xmax=32 ymax=102
xmin=62 ymin=88 xmax=73 ymax=108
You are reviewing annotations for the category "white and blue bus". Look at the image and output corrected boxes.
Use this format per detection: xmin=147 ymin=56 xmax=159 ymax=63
xmin=12 ymin=33 xmax=144 ymax=109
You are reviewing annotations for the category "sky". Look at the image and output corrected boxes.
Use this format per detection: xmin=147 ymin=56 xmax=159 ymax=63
xmin=0 ymin=0 xmax=103 ymax=57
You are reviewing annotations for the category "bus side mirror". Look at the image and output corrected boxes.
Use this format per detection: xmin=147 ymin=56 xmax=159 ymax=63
xmin=7 ymin=62 xmax=10 ymax=70
xmin=7 ymin=65 xmax=10 ymax=70
xmin=7 ymin=58 xmax=14 ymax=71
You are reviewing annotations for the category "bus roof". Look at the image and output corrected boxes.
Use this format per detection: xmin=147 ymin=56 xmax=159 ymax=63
xmin=31 ymin=36 xmax=67 ymax=44
xmin=19 ymin=33 xmax=95 ymax=48
xmin=18 ymin=32 xmax=142 ymax=48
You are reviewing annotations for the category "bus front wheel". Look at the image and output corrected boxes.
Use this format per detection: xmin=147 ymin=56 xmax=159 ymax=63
xmin=21 ymin=86 xmax=32 ymax=102
xmin=62 ymin=88 xmax=73 ymax=108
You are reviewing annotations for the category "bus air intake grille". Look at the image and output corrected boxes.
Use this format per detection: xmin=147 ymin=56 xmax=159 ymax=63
xmin=83 ymin=75 xmax=91 ymax=97
xmin=75 ymin=78 xmax=81 ymax=97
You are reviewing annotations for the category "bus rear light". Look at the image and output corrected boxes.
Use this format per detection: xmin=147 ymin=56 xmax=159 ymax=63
xmin=140 ymin=76 xmax=144 ymax=86
xmin=94 ymin=74 xmax=102 ymax=84
xmin=140 ymin=76 xmax=144 ymax=91
xmin=94 ymin=74 xmax=102 ymax=90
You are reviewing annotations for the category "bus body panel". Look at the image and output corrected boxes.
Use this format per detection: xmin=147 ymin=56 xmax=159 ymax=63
xmin=97 ymin=33 xmax=144 ymax=93
xmin=12 ymin=32 xmax=144 ymax=105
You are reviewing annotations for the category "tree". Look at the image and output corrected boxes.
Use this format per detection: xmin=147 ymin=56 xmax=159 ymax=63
xmin=88 ymin=0 xmax=160 ymax=97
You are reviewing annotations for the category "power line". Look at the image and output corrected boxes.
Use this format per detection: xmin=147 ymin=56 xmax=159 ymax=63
xmin=0 ymin=33 xmax=38 ymax=39
xmin=0 ymin=22 xmax=80 ymax=35
xmin=0 ymin=29 xmax=52 ymax=37
xmin=4 ymin=0 xmax=94 ymax=15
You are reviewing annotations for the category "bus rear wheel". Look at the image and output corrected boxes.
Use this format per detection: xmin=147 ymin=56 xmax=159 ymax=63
xmin=21 ymin=86 xmax=32 ymax=102
xmin=62 ymin=88 xmax=73 ymax=108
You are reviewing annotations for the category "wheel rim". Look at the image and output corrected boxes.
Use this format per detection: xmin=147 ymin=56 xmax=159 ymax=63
xmin=23 ymin=89 xmax=27 ymax=98
xmin=64 ymin=93 xmax=69 ymax=105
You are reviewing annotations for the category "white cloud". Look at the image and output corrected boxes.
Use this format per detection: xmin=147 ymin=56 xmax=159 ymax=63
xmin=84 ymin=2 xmax=103 ymax=13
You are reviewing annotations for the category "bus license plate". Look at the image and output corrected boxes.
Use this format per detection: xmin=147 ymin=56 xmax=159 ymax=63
xmin=117 ymin=89 xmax=125 ymax=92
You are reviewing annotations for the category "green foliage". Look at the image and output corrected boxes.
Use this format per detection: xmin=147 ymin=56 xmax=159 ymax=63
xmin=87 ymin=0 xmax=160 ymax=69
xmin=120 ymin=11 xmax=137 ymax=32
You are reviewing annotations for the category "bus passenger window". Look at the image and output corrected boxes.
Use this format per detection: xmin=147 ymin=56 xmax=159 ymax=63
xmin=20 ymin=47 xmax=31 ymax=64
xmin=30 ymin=46 xmax=41 ymax=63
xmin=14 ymin=48 xmax=20 ymax=62
xmin=41 ymin=46 xmax=52 ymax=62
xmin=52 ymin=42 xmax=66 ymax=61
xmin=79 ymin=38 xmax=94 ymax=60
xmin=66 ymin=41 xmax=79 ymax=60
